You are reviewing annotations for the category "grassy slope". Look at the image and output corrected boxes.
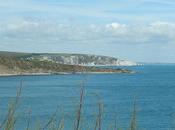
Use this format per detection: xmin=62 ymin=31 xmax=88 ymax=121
xmin=0 ymin=55 xmax=132 ymax=74
xmin=0 ymin=51 xmax=116 ymax=59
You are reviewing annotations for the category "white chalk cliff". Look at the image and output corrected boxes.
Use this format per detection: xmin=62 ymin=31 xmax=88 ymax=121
xmin=29 ymin=54 xmax=138 ymax=66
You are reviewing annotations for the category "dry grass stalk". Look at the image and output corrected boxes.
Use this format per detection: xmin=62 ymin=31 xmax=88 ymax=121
xmin=74 ymin=87 xmax=84 ymax=130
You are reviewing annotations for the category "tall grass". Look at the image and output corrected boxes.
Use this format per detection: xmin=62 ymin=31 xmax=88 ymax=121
xmin=0 ymin=86 xmax=138 ymax=130
xmin=74 ymin=87 xmax=84 ymax=130
xmin=0 ymin=83 xmax=22 ymax=130
xmin=129 ymin=99 xmax=137 ymax=130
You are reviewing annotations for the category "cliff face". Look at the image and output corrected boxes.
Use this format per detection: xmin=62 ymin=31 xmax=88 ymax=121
xmin=28 ymin=54 xmax=137 ymax=66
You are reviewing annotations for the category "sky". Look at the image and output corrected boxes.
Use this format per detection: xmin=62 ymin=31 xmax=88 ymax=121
xmin=0 ymin=0 xmax=175 ymax=63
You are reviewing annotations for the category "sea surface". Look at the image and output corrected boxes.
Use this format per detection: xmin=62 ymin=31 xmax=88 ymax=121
xmin=0 ymin=65 xmax=175 ymax=130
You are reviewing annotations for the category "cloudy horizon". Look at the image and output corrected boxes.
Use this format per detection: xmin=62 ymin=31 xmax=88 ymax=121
xmin=0 ymin=0 xmax=175 ymax=63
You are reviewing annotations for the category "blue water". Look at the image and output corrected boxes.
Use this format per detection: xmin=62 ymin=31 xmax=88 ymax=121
xmin=0 ymin=65 xmax=175 ymax=130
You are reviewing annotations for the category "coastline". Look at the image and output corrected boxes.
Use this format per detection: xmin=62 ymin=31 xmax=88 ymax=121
xmin=0 ymin=70 xmax=135 ymax=77
xmin=0 ymin=55 xmax=135 ymax=76
xmin=0 ymin=73 xmax=52 ymax=77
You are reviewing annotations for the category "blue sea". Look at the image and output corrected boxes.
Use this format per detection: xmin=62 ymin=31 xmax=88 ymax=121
xmin=0 ymin=65 xmax=175 ymax=130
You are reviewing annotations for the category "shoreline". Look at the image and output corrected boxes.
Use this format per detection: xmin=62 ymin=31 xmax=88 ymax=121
xmin=0 ymin=71 xmax=135 ymax=77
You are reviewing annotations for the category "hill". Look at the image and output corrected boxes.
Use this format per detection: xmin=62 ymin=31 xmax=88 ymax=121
xmin=0 ymin=52 xmax=134 ymax=75
xmin=0 ymin=51 xmax=137 ymax=66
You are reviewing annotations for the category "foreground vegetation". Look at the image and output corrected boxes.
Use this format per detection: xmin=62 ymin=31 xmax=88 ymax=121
xmin=0 ymin=86 xmax=137 ymax=130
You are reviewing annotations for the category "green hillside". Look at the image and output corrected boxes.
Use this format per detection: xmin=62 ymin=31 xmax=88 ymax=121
xmin=0 ymin=54 xmax=133 ymax=75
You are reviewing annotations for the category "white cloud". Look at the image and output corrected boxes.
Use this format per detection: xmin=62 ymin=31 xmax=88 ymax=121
xmin=106 ymin=22 xmax=126 ymax=30
xmin=148 ymin=21 xmax=175 ymax=41
xmin=0 ymin=20 xmax=175 ymax=45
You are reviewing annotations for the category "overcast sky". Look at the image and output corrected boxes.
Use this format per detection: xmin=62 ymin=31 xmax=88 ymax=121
xmin=0 ymin=0 xmax=175 ymax=63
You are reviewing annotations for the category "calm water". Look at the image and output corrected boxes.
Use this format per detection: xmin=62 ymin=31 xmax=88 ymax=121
xmin=0 ymin=65 xmax=175 ymax=130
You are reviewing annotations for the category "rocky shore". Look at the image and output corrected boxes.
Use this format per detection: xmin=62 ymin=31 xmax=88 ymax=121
xmin=0 ymin=68 xmax=135 ymax=77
